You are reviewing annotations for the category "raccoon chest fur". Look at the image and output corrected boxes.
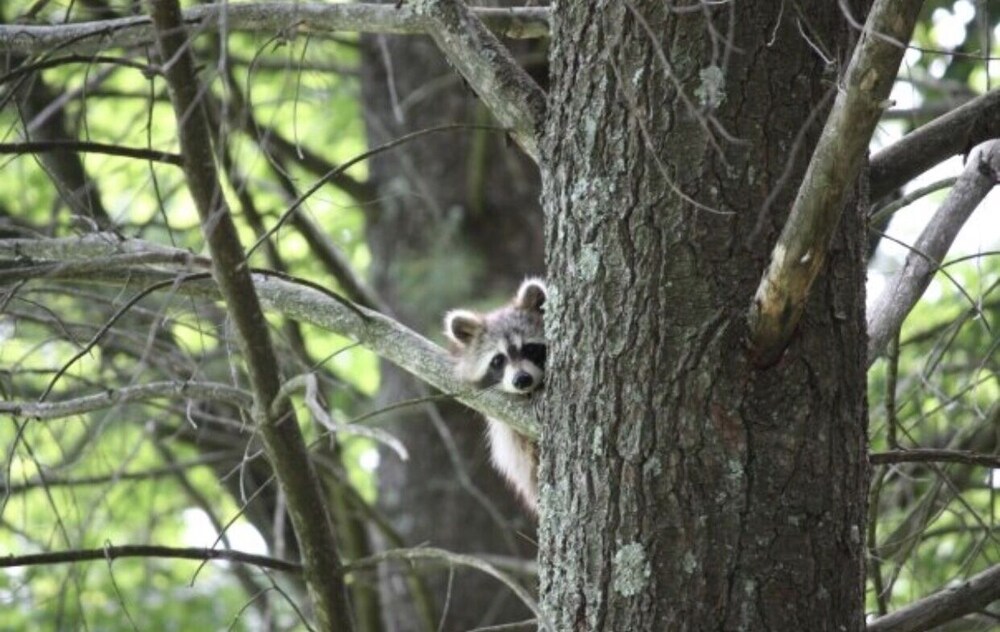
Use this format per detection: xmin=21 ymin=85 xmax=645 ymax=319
xmin=444 ymin=278 xmax=547 ymax=515
xmin=486 ymin=419 xmax=538 ymax=511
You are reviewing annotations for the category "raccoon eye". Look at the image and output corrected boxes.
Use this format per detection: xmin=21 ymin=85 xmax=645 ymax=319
xmin=489 ymin=354 xmax=506 ymax=370
xmin=522 ymin=343 xmax=547 ymax=368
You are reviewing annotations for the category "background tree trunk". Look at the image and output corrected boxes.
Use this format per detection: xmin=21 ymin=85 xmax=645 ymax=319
xmin=360 ymin=16 xmax=545 ymax=630
xmin=540 ymin=2 xmax=869 ymax=629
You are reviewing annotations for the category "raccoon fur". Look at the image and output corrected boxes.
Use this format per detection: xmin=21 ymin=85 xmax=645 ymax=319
xmin=443 ymin=278 xmax=546 ymax=514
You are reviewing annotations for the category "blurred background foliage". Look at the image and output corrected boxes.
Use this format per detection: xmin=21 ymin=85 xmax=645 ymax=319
xmin=0 ymin=0 xmax=998 ymax=629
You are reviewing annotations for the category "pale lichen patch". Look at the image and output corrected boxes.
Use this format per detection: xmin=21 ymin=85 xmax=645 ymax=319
xmin=612 ymin=542 xmax=651 ymax=597
xmin=695 ymin=65 xmax=725 ymax=109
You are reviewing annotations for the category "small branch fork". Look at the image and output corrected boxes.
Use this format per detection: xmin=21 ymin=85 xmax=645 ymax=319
xmin=414 ymin=0 xmax=546 ymax=161
xmin=747 ymin=0 xmax=923 ymax=366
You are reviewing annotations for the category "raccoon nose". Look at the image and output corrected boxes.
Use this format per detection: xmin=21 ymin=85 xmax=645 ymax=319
xmin=513 ymin=372 xmax=534 ymax=390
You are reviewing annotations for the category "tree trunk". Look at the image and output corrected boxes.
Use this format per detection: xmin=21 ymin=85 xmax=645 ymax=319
xmin=360 ymin=16 xmax=545 ymax=631
xmin=540 ymin=2 xmax=869 ymax=629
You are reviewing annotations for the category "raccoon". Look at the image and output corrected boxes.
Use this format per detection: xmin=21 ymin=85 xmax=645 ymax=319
xmin=443 ymin=278 xmax=547 ymax=514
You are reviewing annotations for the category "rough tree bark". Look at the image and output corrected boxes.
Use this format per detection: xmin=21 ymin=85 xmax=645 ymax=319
xmin=360 ymin=10 xmax=544 ymax=629
xmin=540 ymin=2 xmax=869 ymax=629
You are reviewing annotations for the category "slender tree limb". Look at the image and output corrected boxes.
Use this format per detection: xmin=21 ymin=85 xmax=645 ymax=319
xmin=0 ymin=54 xmax=158 ymax=86
xmin=0 ymin=543 xmax=543 ymax=620
xmin=0 ymin=235 xmax=539 ymax=436
xmin=146 ymin=1 xmax=351 ymax=628
xmin=414 ymin=0 xmax=546 ymax=161
xmin=866 ymin=563 xmax=1000 ymax=632
xmin=867 ymin=140 xmax=1000 ymax=365
xmin=747 ymin=0 xmax=923 ymax=366
xmin=870 ymin=449 xmax=1000 ymax=469
xmin=871 ymin=88 xmax=1000 ymax=200
xmin=0 ymin=380 xmax=252 ymax=419
xmin=0 ymin=140 xmax=183 ymax=166
xmin=0 ymin=544 xmax=301 ymax=573
xmin=868 ymin=177 xmax=957 ymax=226
xmin=0 ymin=3 xmax=550 ymax=57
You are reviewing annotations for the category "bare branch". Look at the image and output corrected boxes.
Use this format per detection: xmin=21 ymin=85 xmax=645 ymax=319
xmin=0 ymin=140 xmax=182 ymax=166
xmin=867 ymin=140 xmax=1000 ymax=365
xmin=871 ymin=88 xmax=1000 ymax=200
xmin=866 ymin=563 xmax=1000 ymax=632
xmin=870 ymin=449 xmax=1000 ymax=469
xmin=0 ymin=235 xmax=539 ymax=437
xmin=0 ymin=544 xmax=301 ymax=573
xmin=0 ymin=2 xmax=550 ymax=57
xmin=0 ymin=380 xmax=252 ymax=419
xmin=415 ymin=0 xmax=546 ymax=161
xmin=146 ymin=1 xmax=351 ymax=627
xmin=747 ymin=0 xmax=923 ymax=366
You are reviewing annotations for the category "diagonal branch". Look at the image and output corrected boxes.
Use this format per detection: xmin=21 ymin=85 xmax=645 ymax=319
xmin=0 ymin=380 xmax=252 ymax=419
xmin=0 ymin=2 xmax=550 ymax=56
xmin=0 ymin=235 xmax=539 ymax=438
xmin=747 ymin=0 xmax=923 ymax=366
xmin=145 ymin=1 xmax=351 ymax=628
xmin=867 ymin=140 xmax=1000 ymax=365
xmin=415 ymin=0 xmax=546 ymax=161
xmin=871 ymin=88 xmax=1000 ymax=200
xmin=866 ymin=562 xmax=1000 ymax=632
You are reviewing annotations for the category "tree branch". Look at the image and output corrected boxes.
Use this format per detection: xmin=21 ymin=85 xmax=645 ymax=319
xmin=415 ymin=0 xmax=546 ymax=161
xmin=0 ymin=544 xmax=301 ymax=573
xmin=870 ymin=448 xmax=1000 ymax=469
xmin=866 ymin=562 xmax=1000 ymax=632
xmin=871 ymin=88 xmax=1000 ymax=200
xmin=0 ymin=2 xmax=550 ymax=57
xmin=0 ymin=380 xmax=252 ymax=419
xmin=0 ymin=140 xmax=183 ymax=166
xmin=867 ymin=140 xmax=1000 ymax=365
xmin=146 ymin=1 xmax=351 ymax=628
xmin=747 ymin=0 xmax=923 ymax=366
xmin=0 ymin=235 xmax=539 ymax=437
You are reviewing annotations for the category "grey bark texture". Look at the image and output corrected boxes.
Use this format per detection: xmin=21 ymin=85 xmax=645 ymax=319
xmin=539 ymin=1 xmax=869 ymax=629
xmin=360 ymin=6 xmax=545 ymax=629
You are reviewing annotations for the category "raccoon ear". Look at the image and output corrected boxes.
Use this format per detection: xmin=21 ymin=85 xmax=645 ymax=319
xmin=444 ymin=310 xmax=483 ymax=346
xmin=515 ymin=278 xmax=547 ymax=312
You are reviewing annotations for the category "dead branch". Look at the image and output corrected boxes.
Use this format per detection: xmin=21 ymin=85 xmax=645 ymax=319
xmin=0 ymin=2 xmax=550 ymax=57
xmin=867 ymin=140 xmax=1000 ymax=365
xmin=0 ymin=140 xmax=182 ymax=166
xmin=0 ymin=235 xmax=539 ymax=437
xmin=0 ymin=545 xmax=301 ymax=573
xmin=866 ymin=562 xmax=1000 ymax=632
xmin=870 ymin=448 xmax=1000 ymax=469
xmin=747 ymin=0 xmax=923 ymax=366
xmin=871 ymin=88 xmax=1000 ymax=200
xmin=0 ymin=380 xmax=252 ymax=419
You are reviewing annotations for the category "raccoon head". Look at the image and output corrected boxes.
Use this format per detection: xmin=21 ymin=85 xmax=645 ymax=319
xmin=444 ymin=278 xmax=547 ymax=395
